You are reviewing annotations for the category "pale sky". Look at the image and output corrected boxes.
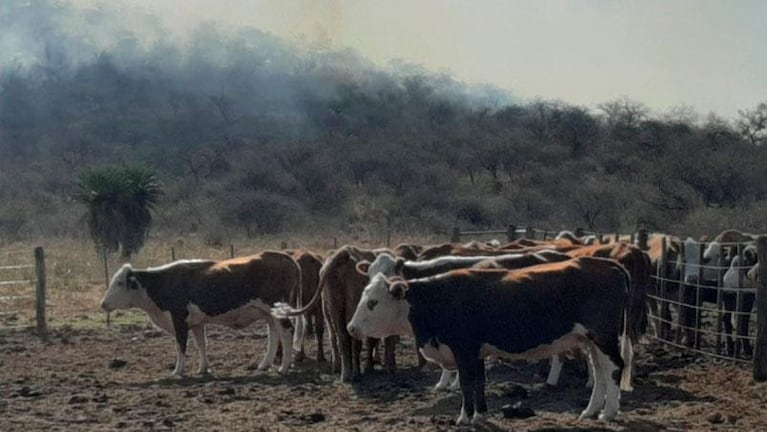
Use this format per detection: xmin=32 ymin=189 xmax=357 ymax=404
xmin=72 ymin=0 xmax=766 ymax=119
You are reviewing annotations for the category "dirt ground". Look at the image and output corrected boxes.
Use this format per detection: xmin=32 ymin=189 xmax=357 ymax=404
xmin=2 ymin=320 xmax=767 ymax=432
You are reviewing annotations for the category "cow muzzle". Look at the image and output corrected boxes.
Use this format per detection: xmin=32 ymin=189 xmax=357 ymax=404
xmin=347 ymin=324 xmax=362 ymax=340
xmin=100 ymin=300 xmax=113 ymax=313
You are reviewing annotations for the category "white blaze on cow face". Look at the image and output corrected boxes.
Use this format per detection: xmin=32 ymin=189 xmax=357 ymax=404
xmin=701 ymin=240 xmax=722 ymax=281
xmin=347 ymin=273 xmax=411 ymax=340
xmin=100 ymin=264 xmax=140 ymax=312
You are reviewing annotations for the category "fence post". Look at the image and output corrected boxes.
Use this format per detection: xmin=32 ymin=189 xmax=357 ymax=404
xmin=171 ymin=247 xmax=176 ymax=261
xmin=658 ymin=236 xmax=669 ymax=340
xmin=230 ymin=244 xmax=235 ymax=258
xmin=281 ymin=241 xmax=288 ymax=250
xmin=637 ymin=229 xmax=648 ymax=251
xmin=34 ymin=247 xmax=47 ymax=342
xmin=574 ymin=227 xmax=584 ymax=238
xmin=735 ymin=244 xmax=745 ymax=358
xmin=525 ymin=226 xmax=534 ymax=240
xmin=507 ymin=225 xmax=517 ymax=242
xmin=451 ymin=227 xmax=461 ymax=243
xmin=754 ymin=236 xmax=767 ymax=381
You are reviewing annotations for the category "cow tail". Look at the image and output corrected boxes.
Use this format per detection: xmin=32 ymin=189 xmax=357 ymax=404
xmin=620 ymin=266 xmax=635 ymax=392
xmin=273 ymin=247 xmax=345 ymax=318
xmin=292 ymin=259 xmax=306 ymax=353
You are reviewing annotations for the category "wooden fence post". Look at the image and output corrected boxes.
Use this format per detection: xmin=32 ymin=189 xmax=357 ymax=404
xmin=451 ymin=227 xmax=461 ymax=243
xmin=230 ymin=244 xmax=235 ymax=258
xmin=34 ymin=247 xmax=47 ymax=342
xmin=754 ymin=236 xmax=767 ymax=381
xmin=171 ymin=247 xmax=176 ymax=261
xmin=575 ymin=227 xmax=584 ymax=238
xmin=507 ymin=225 xmax=517 ymax=242
xmin=637 ymin=229 xmax=648 ymax=251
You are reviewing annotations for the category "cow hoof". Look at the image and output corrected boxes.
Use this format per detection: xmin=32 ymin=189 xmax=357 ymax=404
xmin=455 ymin=412 xmax=471 ymax=426
xmin=579 ymin=409 xmax=599 ymax=420
xmin=198 ymin=368 xmax=211 ymax=376
xmin=294 ymin=351 xmax=306 ymax=363
xmin=257 ymin=363 xmax=270 ymax=371
xmin=598 ymin=410 xmax=618 ymax=422
xmin=277 ymin=365 xmax=290 ymax=374
xmin=471 ymin=412 xmax=486 ymax=425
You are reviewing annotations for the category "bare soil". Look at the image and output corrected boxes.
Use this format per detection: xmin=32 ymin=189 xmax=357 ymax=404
xmin=1 ymin=322 xmax=766 ymax=432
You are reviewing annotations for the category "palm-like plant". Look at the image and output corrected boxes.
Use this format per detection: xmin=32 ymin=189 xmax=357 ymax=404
xmin=75 ymin=167 xmax=162 ymax=259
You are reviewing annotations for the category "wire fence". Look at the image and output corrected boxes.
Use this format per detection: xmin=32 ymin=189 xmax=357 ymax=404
xmin=0 ymin=247 xmax=47 ymax=340
xmin=449 ymin=225 xmax=767 ymax=378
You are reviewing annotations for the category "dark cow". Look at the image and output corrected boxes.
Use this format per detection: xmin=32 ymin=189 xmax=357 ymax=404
xmin=275 ymin=245 xmax=397 ymax=382
xmin=100 ymin=252 xmax=301 ymax=377
xmin=645 ymin=234 xmax=683 ymax=340
xmin=355 ymin=250 xmax=573 ymax=390
xmin=347 ymin=257 xmax=633 ymax=425
xmin=286 ymin=249 xmax=326 ymax=362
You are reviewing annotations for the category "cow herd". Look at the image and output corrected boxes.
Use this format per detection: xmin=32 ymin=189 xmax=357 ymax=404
xmin=98 ymin=229 xmax=763 ymax=425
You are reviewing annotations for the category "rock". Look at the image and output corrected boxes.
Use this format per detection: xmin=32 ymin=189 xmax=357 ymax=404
xmin=501 ymin=402 xmax=535 ymax=419
xmin=305 ymin=412 xmax=325 ymax=423
xmin=706 ymin=412 xmax=724 ymax=424
xmin=109 ymin=359 xmax=128 ymax=369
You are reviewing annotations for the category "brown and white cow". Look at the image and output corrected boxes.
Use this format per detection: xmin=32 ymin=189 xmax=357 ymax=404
xmin=347 ymin=257 xmax=633 ymax=425
xmin=286 ymin=249 xmax=326 ymax=362
xmin=100 ymin=251 xmax=301 ymax=377
xmin=275 ymin=245 xmax=398 ymax=382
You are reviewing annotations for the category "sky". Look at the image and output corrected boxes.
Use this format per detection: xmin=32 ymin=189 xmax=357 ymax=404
xmin=70 ymin=0 xmax=766 ymax=120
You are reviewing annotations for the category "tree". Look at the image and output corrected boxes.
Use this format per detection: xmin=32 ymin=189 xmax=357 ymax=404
xmin=736 ymin=102 xmax=767 ymax=146
xmin=75 ymin=167 xmax=162 ymax=259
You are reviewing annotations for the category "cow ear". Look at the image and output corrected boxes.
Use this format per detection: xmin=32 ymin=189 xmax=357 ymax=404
xmin=356 ymin=260 xmax=371 ymax=275
xmin=388 ymin=278 xmax=408 ymax=299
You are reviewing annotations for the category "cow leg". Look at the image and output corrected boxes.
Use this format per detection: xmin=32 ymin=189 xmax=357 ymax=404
xmin=171 ymin=315 xmax=189 ymax=378
xmin=292 ymin=315 xmax=306 ymax=362
xmin=740 ymin=293 xmax=755 ymax=357
xmin=384 ymin=335 xmax=397 ymax=372
xmin=337 ymin=329 xmax=354 ymax=382
xmin=434 ymin=367 xmax=454 ymax=391
xmin=363 ymin=338 xmax=377 ymax=374
xmin=314 ymin=310 xmax=326 ymax=362
xmin=351 ymin=337 xmax=363 ymax=379
xmin=472 ymin=360 xmax=488 ymax=424
xmin=723 ymin=294 xmax=736 ymax=356
xmin=191 ymin=326 xmax=210 ymax=375
xmin=580 ymin=342 xmax=607 ymax=420
xmin=546 ymin=354 xmax=563 ymax=386
xmin=258 ymin=319 xmax=280 ymax=371
xmin=596 ymin=348 xmax=621 ymax=421
xmin=277 ymin=318 xmax=294 ymax=373
xmin=454 ymin=350 xmax=482 ymax=426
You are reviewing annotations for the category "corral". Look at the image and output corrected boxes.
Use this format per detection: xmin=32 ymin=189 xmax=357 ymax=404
xmin=2 ymin=233 xmax=767 ymax=431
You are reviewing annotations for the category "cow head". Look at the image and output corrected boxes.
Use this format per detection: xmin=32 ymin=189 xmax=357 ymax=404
xmin=100 ymin=264 xmax=142 ymax=312
xmin=355 ymin=253 xmax=403 ymax=278
xmin=347 ymin=273 xmax=412 ymax=340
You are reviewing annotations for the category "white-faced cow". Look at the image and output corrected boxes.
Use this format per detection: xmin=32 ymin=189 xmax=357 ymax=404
xmin=347 ymin=257 xmax=633 ymax=425
xmin=100 ymin=251 xmax=302 ymax=377
xmin=354 ymin=250 xmax=573 ymax=391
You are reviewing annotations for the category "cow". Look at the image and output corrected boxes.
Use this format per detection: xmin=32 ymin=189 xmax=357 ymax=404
xmin=645 ymin=234 xmax=683 ymax=340
xmin=721 ymin=245 xmax=758 ymax=356
xmin=274 ymin=245 xmax=398 ymax=382
xmin=354 ymin=250 xmax=573 ymax=391
xmin=100 ymin=251 xmax=302 ymax=377
xmin=347 ymin=257 xmax=633 ymax=425
xmin=286 ymin=249 xmax=326 ymax=362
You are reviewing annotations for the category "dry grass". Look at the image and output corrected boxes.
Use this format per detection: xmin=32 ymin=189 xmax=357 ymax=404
xmin=0 ymin=230 xmax=447 ymax=330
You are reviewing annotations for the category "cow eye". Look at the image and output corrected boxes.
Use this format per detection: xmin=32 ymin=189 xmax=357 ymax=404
xmin=367 ymin=299 xmax=378 ymax=311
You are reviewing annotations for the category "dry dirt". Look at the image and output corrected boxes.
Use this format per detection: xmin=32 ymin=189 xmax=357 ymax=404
xmin=1 ymin=321 xmax=767 ymax=432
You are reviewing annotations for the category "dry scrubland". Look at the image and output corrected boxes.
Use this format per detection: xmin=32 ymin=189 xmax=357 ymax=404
xmin=2 ymin=236 xmax=767 ymax=431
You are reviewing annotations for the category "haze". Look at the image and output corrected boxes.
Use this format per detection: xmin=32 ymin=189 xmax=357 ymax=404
xmin=68 ymin=0 xmax=766 ymax=119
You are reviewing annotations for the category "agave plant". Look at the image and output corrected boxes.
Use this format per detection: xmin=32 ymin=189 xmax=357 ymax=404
xmin=75 ymin=167 xmax=162 ymax=259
